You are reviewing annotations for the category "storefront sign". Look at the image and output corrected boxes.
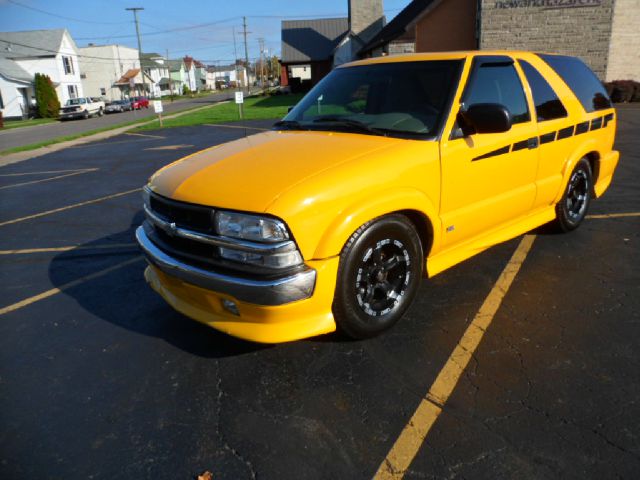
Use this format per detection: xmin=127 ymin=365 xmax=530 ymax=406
xmin=495 ymin=0 xmax=601 ymax=9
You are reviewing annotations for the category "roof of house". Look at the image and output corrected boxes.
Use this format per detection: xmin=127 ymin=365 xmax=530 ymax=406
xmin=167 ymin=59 xmax=184 ymax=71
xmin=359 ymin=0 xmax=436 ymax=56
xmin=114 ymin=68 xmax=141 ymax=85
xmin=0 ymin=57 xmax=32 ymax=83
xmin=0 ymin=29 xmax=71 ymax=59
xmin=281 ymin=18 xmax=349 ymax=63
xmin=207 ymin=64 xmax=238 ymax=73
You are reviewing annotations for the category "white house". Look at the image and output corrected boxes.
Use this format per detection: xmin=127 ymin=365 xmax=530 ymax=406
xmin=182 ymin=56 xmax=197 ymax=92
xmin=206 ymin=64 xmax=248 ymax=89
xmin=0 ymin=57 xmax=34 ymax=119
xmin=0 ymin=29 xmax=83 ymax=108
xmin=141 ymin=53 xmax=170 ymax=97
xmin=78 ymin=44 xmax=142 ymax=101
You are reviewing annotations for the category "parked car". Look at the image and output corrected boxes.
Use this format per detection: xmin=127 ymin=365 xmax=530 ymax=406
xmin=130 ymin=96 xmax=149 ymax=110
xmin=105 ymin=99 xmax=133 ymax=114
xmin=137 ymin=51 xmax=619 ymax=343
xmin=59 ymin=97 xmax=105 ymax=120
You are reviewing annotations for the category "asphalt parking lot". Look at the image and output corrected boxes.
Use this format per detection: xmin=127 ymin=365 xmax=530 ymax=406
xmin=1 ymin=108 xmax=639 ymax=479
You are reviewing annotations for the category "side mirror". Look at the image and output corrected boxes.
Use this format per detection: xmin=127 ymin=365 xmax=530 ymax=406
xmin=457 ymin=103 xmax=512 ymax=135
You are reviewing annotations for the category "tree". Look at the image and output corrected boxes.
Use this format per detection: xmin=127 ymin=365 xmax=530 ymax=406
xmin=182 ymin=84 xmax=191 ymax=95
xmin=34 ymin=73 xmax=60 ymax=118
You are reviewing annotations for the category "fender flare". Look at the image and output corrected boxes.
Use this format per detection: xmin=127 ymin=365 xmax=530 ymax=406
xmin=312 ymin=187 xmax=441 ymax=260
xmin=553 ymin=138 xmax=601 ymax=204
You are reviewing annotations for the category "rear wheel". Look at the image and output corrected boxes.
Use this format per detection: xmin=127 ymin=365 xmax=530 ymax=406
xmin=553 ymin=158 xmax=593 ymax=232
xmin=332 ymin=214 xmax=423 ymax=339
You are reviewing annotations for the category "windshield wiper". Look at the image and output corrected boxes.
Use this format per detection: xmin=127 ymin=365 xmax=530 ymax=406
xmin=312 ymin=116 xmax=387 ymax=136
xmin=273 ymin=119 xmax=305 ymax=130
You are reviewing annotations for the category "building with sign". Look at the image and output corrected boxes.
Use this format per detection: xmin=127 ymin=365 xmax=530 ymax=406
xmin=359 ymin=0 xmax=639 ymax=81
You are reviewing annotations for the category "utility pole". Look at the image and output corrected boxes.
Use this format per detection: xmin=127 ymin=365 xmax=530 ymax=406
xmin=126 ymin=7 xmax=146 ymax=96
xmin=232 ymin=27 xmax=240 ymax=92
xmin=258 ymin=37 xmax=265 ymax=89
xmin=166 ymin=48 xmax=173 ymax=100
xmin=242 ymin=16 xmax=250 ymax=94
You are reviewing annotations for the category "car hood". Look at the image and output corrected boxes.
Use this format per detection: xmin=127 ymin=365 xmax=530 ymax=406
xmin=148 ymin=130 xmax=403 ymax=213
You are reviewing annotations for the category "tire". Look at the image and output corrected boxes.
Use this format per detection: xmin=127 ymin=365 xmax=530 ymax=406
xmin=553 ymin=157 xmax=593 ymax=232
xmin=98 ymin=108 xmax=104 ymax=116
xmin=332 ymin=214 xmax=423 ymax=339
xmin=83 ymin=110 xmax=89 ymax=119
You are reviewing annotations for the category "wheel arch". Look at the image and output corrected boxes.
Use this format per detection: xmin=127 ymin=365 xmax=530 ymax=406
xmin=555 ymin=140 xmax=602 ymax=203
xmin=311 ymin=188 xmax=440 ymax=261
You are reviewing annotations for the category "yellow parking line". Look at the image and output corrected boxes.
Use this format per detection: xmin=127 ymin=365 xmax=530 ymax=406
xmin=0 ymin=256 xmax=143 ymax=316
xmin=587 ymin=212 xmax=640 ymax=219
xmin=0 ymin=243 xmax=137 ymax=255
xmin=0 ymin=168 xmax=98 ymax=190
xmin=125 ymin=132 xmax=165 ymax=139
xmin=0 ymin=168 xmax=93 ymax=177
xmin=374 ymin=234 xmax=536 ymax=480
xmin=0 ymin=188 xmax=139 ymax=228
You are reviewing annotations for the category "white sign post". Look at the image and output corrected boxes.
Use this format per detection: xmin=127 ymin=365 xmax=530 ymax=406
xmin=153 ymin=100 xmax=164 ymax=127
xmin=235 ymin=91 xmax=244 ymax=119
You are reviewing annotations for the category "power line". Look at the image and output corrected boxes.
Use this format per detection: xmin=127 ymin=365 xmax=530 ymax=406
xmin=6 ymin=0 xmax=129 ymax=25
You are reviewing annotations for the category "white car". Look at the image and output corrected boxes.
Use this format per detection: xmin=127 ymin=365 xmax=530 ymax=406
xmin=59 ymin=97 xmax=105 ymax=120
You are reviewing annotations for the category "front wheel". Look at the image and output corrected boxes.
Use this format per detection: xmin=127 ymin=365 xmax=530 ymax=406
xmin=332 ymin=214 xmax=423 ymax=339
xmin=553 ymin=158 xmax=593 ymax=232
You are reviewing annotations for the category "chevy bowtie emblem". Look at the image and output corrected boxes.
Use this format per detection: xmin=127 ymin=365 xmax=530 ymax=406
xmin=167 ymin=222 xmax=178 ymax=236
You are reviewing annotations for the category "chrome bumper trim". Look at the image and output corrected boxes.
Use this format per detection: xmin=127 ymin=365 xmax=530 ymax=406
xmin=143 ymin=204 xmax=296 ymax=254
xmin=136 ymin=226 xmax=316 ymax=306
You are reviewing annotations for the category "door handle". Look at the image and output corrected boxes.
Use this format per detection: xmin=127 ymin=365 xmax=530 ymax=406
xmin=527 ymin=137 xmax=539 ymax=149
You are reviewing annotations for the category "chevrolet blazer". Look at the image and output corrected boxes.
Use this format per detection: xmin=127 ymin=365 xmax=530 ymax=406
xmin=136 ymin=51 xmax=619 ymax=343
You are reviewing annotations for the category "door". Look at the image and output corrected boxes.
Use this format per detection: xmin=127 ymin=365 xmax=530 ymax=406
xmin=439 ymin=56 xmax=539 ymax=247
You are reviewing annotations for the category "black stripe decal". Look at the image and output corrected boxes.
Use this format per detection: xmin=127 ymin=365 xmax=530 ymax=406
xmin=512 ymin=139 xmax=529 ymax=151
xmin=473 ymin=145 xmax=510 ymax=161
xmin=557 ymin=125 xmax=575 ymax=140
xmin=575 ymin=121 xmax=590 ymax=135
xmin=590 ymin=117 xmax=603 ymax=130
xmin=540 ymin=131 xmax=556 ymax=144
xmin=603 ymin=113 xmax=614 ymax=127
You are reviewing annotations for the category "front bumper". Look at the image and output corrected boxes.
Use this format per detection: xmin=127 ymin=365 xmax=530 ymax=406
xmin=136 ymin=226 xmax=316 ymax=306
xmin=59 ymin=110 xmax=85 ymax=119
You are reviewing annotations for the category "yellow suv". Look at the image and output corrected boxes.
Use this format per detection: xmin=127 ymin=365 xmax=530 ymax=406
xmin=136 ymin=51 xmax=619 ymax=343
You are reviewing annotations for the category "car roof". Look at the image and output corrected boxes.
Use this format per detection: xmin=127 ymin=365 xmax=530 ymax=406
xmin=342 ymin=50 xmax=559 ymax=68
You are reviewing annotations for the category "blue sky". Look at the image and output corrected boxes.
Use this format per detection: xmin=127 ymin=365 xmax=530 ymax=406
xmin=0 ymin=0 xmax=410 ymax=65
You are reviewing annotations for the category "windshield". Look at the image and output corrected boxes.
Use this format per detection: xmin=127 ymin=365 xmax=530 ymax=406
xmin=66 ymin=98 xmax=86 ymax=105
xmin=278 ymin=60 xmax=462 ymax=139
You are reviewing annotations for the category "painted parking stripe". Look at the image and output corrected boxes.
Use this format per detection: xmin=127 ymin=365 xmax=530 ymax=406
xmin=374 ymin=234 xmax=536 ymax=480
xmin=203 ymin=123 xmax=269 ymax=131
xmin=0 ymin=168 xmax=94 ymax=177
xmin=587 ymin=212 xmax=640 ymax=219
xmin=0 ymin=168 xmax=98 ymax=190
xmin=124 ymin=132 xmax=165 ymax=139
xmin=0 ymin=188 xmax=139 ymax=228
xmin=0 ymin=256 xmax=143 ymax=316
xmin=0 ymin=243 xmax=137 ymax=255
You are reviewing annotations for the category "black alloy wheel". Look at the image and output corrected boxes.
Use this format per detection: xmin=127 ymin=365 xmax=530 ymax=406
xmin=333 ymin=214 xmax=423 ymax=339
xmin=554 ymin=157 xmax=593 ymax=232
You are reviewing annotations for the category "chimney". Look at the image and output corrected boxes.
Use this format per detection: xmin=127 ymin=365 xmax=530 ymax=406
xmin=348 ymin=0 xmax=385 ymax=43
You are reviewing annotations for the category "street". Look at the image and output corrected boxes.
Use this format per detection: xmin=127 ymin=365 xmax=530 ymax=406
xmin=0 ymin=108 xmax=639 ymax=479
xmin=0 ymin=90 xmax=238 ymax=152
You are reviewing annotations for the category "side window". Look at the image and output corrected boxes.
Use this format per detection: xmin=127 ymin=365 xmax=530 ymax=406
xmin=538 ymin=54 xmax=611 ymax=112
xmin=519 ymin=60 xmax=567 ymax=121
xmin=464 ymin=63 xmax=530 ymax=124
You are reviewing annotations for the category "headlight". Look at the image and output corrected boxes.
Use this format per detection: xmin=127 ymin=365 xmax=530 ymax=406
xmin=215 ymin=211 xmax=289 ymax=243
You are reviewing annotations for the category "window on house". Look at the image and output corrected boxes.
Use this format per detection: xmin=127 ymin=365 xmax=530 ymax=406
xmin=100 ymin=88 xmax=106 ymax=96
xmin=68 ymin=85 xmax=78 ymax=99
xmin=0 ymin=90 xmax=4 ymax=109
xmin=519 ymin=60 xmax=567 ymax=122
xmin=62 ymin=56 xmax=74 ymax=75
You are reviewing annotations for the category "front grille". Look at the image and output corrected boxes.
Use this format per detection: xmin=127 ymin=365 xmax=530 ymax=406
xmin=149 ymin=192 xmax=214 ymax=232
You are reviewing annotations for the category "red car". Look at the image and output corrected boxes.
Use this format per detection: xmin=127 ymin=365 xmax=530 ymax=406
xmin=130 ymin=96 xmax=149 ymax=110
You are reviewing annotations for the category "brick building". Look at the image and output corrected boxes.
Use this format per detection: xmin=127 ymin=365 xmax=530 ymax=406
xmin=360 ymin=0 xmax=640 ymax=81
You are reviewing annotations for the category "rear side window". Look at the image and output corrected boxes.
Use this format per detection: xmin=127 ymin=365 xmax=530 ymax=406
xmin=538 ymin=54 xmax=611 ymax=112
xmin=463 ymin=62 xmax=530 ymax=124
xmin=519 ymin=60 xmax=567 ymax=121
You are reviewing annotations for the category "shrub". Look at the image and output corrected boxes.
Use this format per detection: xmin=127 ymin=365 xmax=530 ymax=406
xmin=182 ymin=84 xmax=191 ymax=95
xmin=34 ymin=73 xmax=61 ymax=118
xmin=604 ymin=80 xmax=640 ymax=103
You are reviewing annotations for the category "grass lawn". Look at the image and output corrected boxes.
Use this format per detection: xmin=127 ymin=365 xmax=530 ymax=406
xmin=1 ymin=118 xmax=57 ymax=131
xmin=135 ymin=93 xmax=304 ymax=131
